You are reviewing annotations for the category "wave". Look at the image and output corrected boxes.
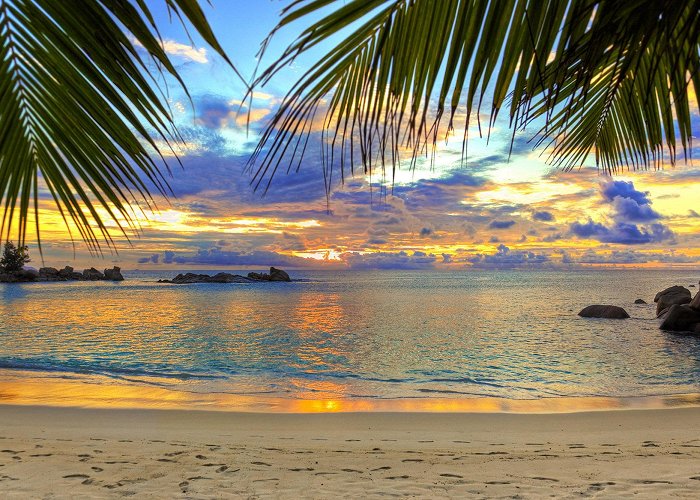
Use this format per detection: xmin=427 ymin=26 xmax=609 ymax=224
xmin=0 ymin=358 xmax=227 ymax=382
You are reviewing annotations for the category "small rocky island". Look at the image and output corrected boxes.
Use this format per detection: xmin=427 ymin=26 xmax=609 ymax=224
xmin=0 ymin=266 xmax=124 ymax=283
xmin=158 ymin=267 xmax=291 ymax=284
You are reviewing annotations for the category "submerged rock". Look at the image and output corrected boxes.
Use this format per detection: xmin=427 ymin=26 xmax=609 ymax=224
xmin=578 ymin=305 xmax=630 ymax=319
xmin=659 ymin=304 xmax=700 ymax=333
xmin=634 ymin=298 xmax=647 ymax=304
xmin=654 ymin=286 xmax=692 ymax=315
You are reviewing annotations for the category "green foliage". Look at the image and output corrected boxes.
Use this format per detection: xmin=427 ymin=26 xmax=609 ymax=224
xmin=250 ymin=0 xmax=700 ymax=193
xmin=0 ymin=241 xmax=30 ymax=274
xmin=0 ymin=0 xmax=239 ymax=252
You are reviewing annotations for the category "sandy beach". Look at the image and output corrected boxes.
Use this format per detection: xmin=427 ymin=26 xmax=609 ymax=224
xmin=2 ymin=405 xmax=700 ymax=498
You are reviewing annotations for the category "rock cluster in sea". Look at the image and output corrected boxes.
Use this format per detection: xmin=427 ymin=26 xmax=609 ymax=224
xmin=656 ymin=285 xmax=700 ymax=333
xmin=158 ymin=266 xmax=291 ymax=284
xmin=578 ymin=282 xmax=700 ymax=335
xmin=0 ymin=266 xmax=124 ymax=283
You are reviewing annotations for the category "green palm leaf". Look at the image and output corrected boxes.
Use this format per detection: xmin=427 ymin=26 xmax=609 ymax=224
xmin=251 ymin=0 xmax=699 ymax=191
xmin=0 ymin=0 xmax=237 ymax=253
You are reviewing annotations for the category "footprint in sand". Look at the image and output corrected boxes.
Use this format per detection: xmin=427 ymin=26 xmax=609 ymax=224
xmin=29 ymin=453 xmax=52 ymax=457
xmin=91 ymin=467 xmax=104 ymax=472
xmin=251 ymin=461 xmax=272 ymax=466
xmin=386 ymin=475 xmax=410 ymax=480
xmin=440 ymin=473 xmax=463 ymax=478
xmin=215 ymin=465 xmax=229 ymax=473
xmin=371 ymin=466 xmax=391 ymax=471
xmin=402 ymin=459 xmax=424 ymax=463
xmin=531 ymin=477 xmax=559 ymax=482
xmin=288 ymin=467 xmax=314 ymax=471
xmin=195 ymin=454 xmax=207 ymax=460
xmin=485 ymin=481 xmax=510 ymax=485
xmin=341 ymin=469 xmax=363 ymax=473
xmin=63 ymin=474 xmax=91 ymax=479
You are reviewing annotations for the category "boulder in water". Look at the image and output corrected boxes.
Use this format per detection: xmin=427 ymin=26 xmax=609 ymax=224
xmin=269 ymin=267 xmax=291 ymax=282
xmin=659 ymin=304 xmax=700 ymax=332
xmin=654 ymin=286 xmax=692 ymax=315
xmin=578 ymin=305 xmax=630 ymax=319
xmin=82 ymin=267 xmax=105 ymax=280
xmin=103 ymin=266 xmax=124 ymax=281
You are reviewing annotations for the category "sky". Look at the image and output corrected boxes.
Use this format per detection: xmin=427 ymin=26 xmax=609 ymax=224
xmin=28 ymin=1 xmax=700 ymax=271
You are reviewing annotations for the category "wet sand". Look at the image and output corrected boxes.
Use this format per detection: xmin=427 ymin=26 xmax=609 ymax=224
xmin=2 ymin=405 xmax=700 ymax=498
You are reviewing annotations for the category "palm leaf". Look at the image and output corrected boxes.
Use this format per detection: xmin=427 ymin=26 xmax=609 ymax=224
xmin=250 ymin=0 xmax=700 ymax=192
xmin=0 ymin=0 xmax=236 ymax=253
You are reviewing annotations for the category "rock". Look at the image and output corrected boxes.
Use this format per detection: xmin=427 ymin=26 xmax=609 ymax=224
xmin=657 ymin=307 xmax=670 ymax=319
xmin=269 ymin=267 xmax=291 ymax=282
xmin=103 ymin=266 xmax=124 ymax=281
xmin=247 ymin=272 xmax=270 ymax=281
xmin=654 ymin=286 xmax=692 ymax=315
xmin=82 ymin=267 xmax=105 ymax=280
xmin=578 ymin=305 xmax=630 ymax=319
xmin=659 ymin=304 xmax=700 ymax=332
xmin=57 ymin=266 xmax=74 ymax=279
xmin=690 ymin=290 xmax=700 ymax=310
xmin=634 ymin=298 xmax=647 ymax=304
xmin=17 ymin=269 xmax=38 ymax=281
xmin=161 ymin=269 xmax=291 ymax=284
xmin=39 ymin=267 xmax=64 ymax=281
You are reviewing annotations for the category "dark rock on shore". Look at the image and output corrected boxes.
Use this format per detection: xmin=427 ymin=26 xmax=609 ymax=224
xmin=160 ymin=267 xmax=292 ymax=284
xmin=654 ymin=286 xmax=692 ymax=315
xmin=634 ymin=298 xmax=647 ymax=304
xmin=578 ymin=305 xmax=630 ymax=319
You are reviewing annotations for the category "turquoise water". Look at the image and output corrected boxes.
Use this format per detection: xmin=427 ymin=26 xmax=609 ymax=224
xmin=1 ymin=269 xmax=700 ymax=406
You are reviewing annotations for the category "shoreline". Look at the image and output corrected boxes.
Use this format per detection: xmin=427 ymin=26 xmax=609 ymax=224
xmin=2 ymin=368 xmax=700 ymax=414
xmin=2 ymin=404 xmax=700 ymax=497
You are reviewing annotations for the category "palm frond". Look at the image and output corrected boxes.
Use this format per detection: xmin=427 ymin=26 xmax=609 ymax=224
xmin=0 ymin=0 xmax=236 ymax=253
xmin=250 ymin=0 xmax=700 ymax=191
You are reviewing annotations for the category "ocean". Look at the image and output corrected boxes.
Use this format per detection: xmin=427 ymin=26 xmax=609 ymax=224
xmin=1 ymin=268 xmax=700 ymax=411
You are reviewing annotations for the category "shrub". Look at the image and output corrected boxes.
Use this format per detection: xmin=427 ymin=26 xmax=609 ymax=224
xmin=0 ymin=241 xmax=30 ymax=274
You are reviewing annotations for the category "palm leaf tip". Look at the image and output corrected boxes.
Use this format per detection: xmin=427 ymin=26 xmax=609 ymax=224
xmin=0 ymin=0 xmax=238 ymax=252
xmin=250 ymin=0 xmax=700 ymax=192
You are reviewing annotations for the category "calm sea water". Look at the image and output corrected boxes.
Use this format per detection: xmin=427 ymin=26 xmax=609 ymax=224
xmin=1 ymin=269 xmax=700 ymax=409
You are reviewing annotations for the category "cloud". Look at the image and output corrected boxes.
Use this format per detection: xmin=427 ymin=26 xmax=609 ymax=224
xmin=469 ymin=244 xmax=551 ymax=269
xmin=142 ymin=248 xmax=317 ymax=267
xmin=161 ymin=40 xmax=208 ymax=63
xmin=601 ymin=180 xmax=651 ymax=205
xmin=532 ymin=210 xmax=554 ymax=222
xmin=132 ymin=38 xmax=208 ymax=64
xmin=419 ymin=227 xmax=433 ymax=237
xmin=570 ymin=220 xmax=675 ymax=245
xmin=570 ymin=180 xmax=673 ymax=245
xmin=612 ymin=196 xmax=661 ymax=221
xmin=488 ymin=220 xmax=516 ymax=229
xmin=344 ymin=250 xmax=437 ymax=270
